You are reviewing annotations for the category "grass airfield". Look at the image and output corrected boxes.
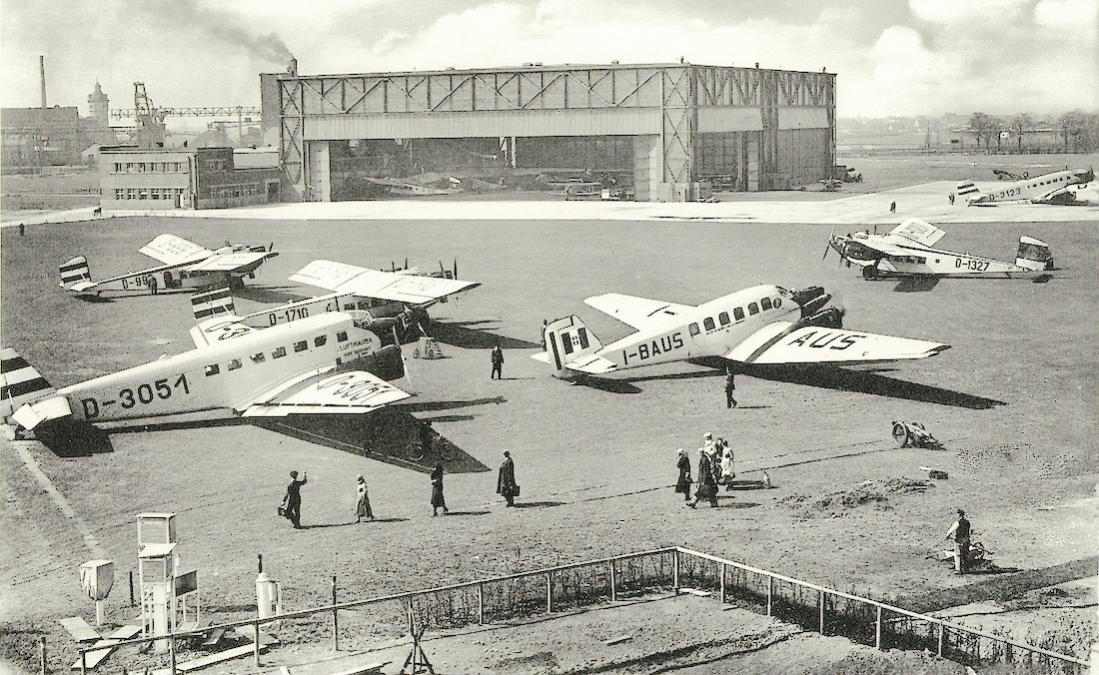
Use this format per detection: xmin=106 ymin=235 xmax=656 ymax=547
xmin=1 ymin=205 xmax=1097 ymax=672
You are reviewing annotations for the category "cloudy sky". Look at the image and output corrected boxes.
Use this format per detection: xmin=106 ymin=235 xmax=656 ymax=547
xmin=1 ymin=0 xmax=1095 ymax=118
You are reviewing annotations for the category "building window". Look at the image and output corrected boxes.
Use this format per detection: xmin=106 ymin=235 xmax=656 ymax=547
xmin=138 ymin=189 xmax=148 ymax=200
xmin=115 ymin=188 xmax=124 ymax=199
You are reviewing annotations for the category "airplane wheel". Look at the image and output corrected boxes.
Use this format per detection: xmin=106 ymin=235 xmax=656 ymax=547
xmin=412 ymin=348 xmax=420 ymax=359
xmin=407 ymin=442 xmax=426 ymax=462
xmin=862 ymin=265 xmax=880 ymax=280
xmin=892 ymin=423 xmax=910 ymax=448
xmin=437 ymin=438 xmax=457 ymax=461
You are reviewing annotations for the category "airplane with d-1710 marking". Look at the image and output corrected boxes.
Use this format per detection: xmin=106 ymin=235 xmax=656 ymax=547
xmin=1 ymin=307 xmax=410 ymax=438
xmin=826 ymin=218 xmax=1054 ymax=285
xmin=58 ymin=233 xmax=277 ymax=297
xmin=533 ymin=285 xmax=949 ymax=383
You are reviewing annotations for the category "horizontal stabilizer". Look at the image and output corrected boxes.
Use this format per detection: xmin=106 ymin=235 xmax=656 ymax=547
xmin=11 ymin=395 xmax=72 ymax=430
xmin=191 ymin=287 xmax=235 ymax=320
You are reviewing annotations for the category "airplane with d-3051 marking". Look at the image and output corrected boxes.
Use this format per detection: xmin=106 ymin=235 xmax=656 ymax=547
xmin=533 ymin=285 xmax=949 ymax=382
xmin=1 ymin=309 xmax=410 ymax=438
xmin=58 ymin=233 xmax=277 ymax=297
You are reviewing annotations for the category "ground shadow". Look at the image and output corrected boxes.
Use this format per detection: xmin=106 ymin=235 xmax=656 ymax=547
xmin=512 ymin=501 xmax=565 ymax=509
xmin=419 ymin=414 xmax=476 ymax=424
xmin=727 ymin=479 xmax=769 ymax=490
xmin=623 ymin=370 xmax=726 ymax=385
xmin=71 ymin=294 xmax=115 ymax=304
xmin=740 ymin=364 xmax=1007 ymax=409
xmin=893 ymin=277 xmax=942 ymax=293
xmin=429 ymin=320 xmax=541 ymax=349
xmin=35 ymin=420 xmax=114 ymax=456
xmin=362 ymin=517 xmax=409 ymax=523
xmin=395 ymin=396 xmax=505 ymax=413
xmin=301 ymin=521 xmax=359 ymax=530
xmin=730 ymin=405 xmax=771 ymax=410
xmin=574 ymin=377 xmax=642 ymax=394
xmin=441 ymin=510 xmax=490 ymax=517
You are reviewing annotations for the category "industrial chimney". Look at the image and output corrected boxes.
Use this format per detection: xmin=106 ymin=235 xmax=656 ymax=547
xmin=39 ymin=55 xmax=47 ymax=109
xmin=287 ymin=57 xmax=298 ymax=77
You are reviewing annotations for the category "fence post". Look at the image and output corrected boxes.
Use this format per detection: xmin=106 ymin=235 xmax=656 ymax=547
xmin=719 ymin=563 xmax=726 ymax=604
xmin=546 ymin=571 xmax=554 ymax=613
xmin=39 ymin=637 xmax=46 ymax=675
xmin=477 ymin=583 xmax=485 ymax=624
xmin=937 ymin=623 xmax=944 ymax=657
xmin=672 ymin=550 xmax=679 ymax=594
xmin=79 ymin=648 xmax=86 ymax=675
xmin=609 ymin=562 xmax=617 ymax=602
xmin=169 ymin=633 xmax=177 ymax=675
xmin=818 ymin=591 xmax=825 ymax=635
xmin=331 ymin=575 xmax=339 ymax=652
xmin=766 ymin=576 xmax=773 ymax=616
xmin=253 ymin=618 xmax=261 ymax=667
xmin=874 ymin=606 xmax=882 ymax=649
xmin=129 ymin=570 xmax=135 ymax=607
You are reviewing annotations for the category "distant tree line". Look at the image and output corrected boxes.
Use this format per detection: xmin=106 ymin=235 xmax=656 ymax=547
xmin=969 ymin=110 xmax=1099 ymax=153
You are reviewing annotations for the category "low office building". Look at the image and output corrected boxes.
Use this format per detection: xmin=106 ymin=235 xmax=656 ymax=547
xmin=99 ymin=146 xmax=280 ymax=210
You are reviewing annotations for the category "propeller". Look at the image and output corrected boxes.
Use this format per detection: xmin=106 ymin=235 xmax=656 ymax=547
xmin=268 ymin=241 xmax=274 ymax=253
xmin=392 ymin=325 xmax=413 ymax=386
xmin=452 ymin=258 xmax=458 ymax=280
xmin=822 ymin=228 xmax=834 ymax=261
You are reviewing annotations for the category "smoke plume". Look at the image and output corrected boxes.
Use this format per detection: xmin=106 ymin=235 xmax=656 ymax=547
xmin=139 ymin=0 xmax=294 ymax=64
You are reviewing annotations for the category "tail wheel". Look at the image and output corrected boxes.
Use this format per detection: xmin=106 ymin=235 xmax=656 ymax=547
xmin=438 ymin=438 xmax=457 ymax=461
xmin=862 ymin=265 xmax=880 ymax=280
xmin=892 ymin=423 xmax=910 ymax=447
xmin=407 ymin=442 xmax=426 ymax=462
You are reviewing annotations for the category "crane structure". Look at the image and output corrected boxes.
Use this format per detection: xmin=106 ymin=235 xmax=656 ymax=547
xmin=109 ymin=82 xmax=261 ymax=147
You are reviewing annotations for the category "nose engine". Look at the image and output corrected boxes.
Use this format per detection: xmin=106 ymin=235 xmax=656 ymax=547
xmin=791 ymin=286 xmax=844 ymax=329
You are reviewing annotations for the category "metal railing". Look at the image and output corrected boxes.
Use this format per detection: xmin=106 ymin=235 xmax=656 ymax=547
xmin=78 ymin=545 xmax=1089 ymax=674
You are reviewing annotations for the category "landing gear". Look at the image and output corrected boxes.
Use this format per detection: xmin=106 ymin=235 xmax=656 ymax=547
xmin=862 ymin=264 xmax=880 ymax=280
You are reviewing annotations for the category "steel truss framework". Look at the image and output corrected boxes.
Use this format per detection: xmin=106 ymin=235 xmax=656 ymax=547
xmin=275 ymin=64 xmax=835 ymax=199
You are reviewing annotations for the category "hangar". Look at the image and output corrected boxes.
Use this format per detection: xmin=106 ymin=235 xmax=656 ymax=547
xmin=261 ymin=61 xmax=835 ymax=202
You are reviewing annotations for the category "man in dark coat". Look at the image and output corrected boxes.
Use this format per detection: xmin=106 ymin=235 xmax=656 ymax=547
xmin=490 ymin=344 xmax=504 ymax=379
xmin=674 ymin=449 xmax=692 ymax=502
xmin=725 ymin=371 xmax=737 ymax=408
xmin=687 ymin=451 xmax=718 ymax=508
xmin=497 ymin=450 xmax=518 ymax=506
xmin=283 ymin=470 xmax=307 ymax=528
xmin=430 ymin=464 xmax=449 ymax=516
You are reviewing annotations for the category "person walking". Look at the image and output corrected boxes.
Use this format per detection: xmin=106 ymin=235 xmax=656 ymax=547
xmin=355 ymin=474 xmax=374 ymax=522
xmin=945 ymin=509 xmax=971 ymax=574
xmin=889 ymin=200 xmax=897 ymax=214
xmin=948 ymin=192 xmax=955 ymax=206
xmin=725 ymin=371 xmax=737 ymax=408
xmin=674 ymin=449 xmax=692 ymax=502
xmin=497 ymin=450 xmax=518 ymax=507
xmin=18 ymin=223 xmax=25 ymax=237
xmin=687 ymin=448 xmax=719 ymax=508
xmin=720 ymin=446 xmax=736 ymax=492
xmin=282 ymin=470 xmax=307 ymax=529
xmin=490 ymin=344 xmax=504 ymax=380
xmin=430 ymin=463 xmax=449 ymax=516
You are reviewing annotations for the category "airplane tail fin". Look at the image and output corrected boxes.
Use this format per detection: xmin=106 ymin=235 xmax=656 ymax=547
xmin=533 ymin=315 xmax=614 ymax=378
xmin=1015 ymin=236 xmax=1054 ymax=272
xmin=1 ymin=347 xmax=70 ymax=430
xmin=191 ymin=287 xmax=236 ymax=320
xmin=58 ymin=256 xmax=97 ymax=294
xmin=955 ymin=181 xmax=981 ymax=203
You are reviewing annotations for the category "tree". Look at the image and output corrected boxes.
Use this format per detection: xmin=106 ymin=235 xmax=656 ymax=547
xmin=1058 ymin=111 xmax=1084 ymax=151
xmin=992 ymin=116 xmax=1005 ymax=152
xmin=969 ymin=112 xmax=992 ymax=148
xmin=1008 ymin=113 xmax=1033 ymax=152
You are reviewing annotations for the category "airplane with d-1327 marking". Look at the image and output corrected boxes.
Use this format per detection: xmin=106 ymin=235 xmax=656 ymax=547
xmin=1 ymin=309 xmax=410 ymax=438
xmin=533 ymin=285 xmax=949 ymax=383
xmin=58 ymin=233 xmax=277 ymax=297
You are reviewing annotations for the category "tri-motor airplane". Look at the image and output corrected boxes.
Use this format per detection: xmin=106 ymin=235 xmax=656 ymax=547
xmin=59 ymin=234 xmax=277 ymax=297
xmin=532 ymin=285 xmax=949 ymax=381
xmin=825 ymin=218 xmax=1054 ymax=285
xmin=956 ymin=167 xmax=1093 ymax=206
xmin=1 ymin=309 xmax=409 ymax=437
xmin=228 ymin=258 xmax=480 ymax=341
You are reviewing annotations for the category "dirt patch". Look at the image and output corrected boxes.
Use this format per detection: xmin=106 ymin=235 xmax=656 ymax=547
xmin=957 ymin=442 xmax=1095 ymax=479
xmin=779 ymin=478 xmax=933 ymax=518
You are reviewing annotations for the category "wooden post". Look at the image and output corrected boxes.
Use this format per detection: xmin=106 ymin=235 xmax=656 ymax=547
xmin=766 ymin=576 xmax=773 ymax=616
xmin=818 ymin=591 xmax=825 ymax=635
xmin=253 ymin=618 xmax=261 ymax=667
xmin=874 ymin=606 xmax=882 ymax=649
xmin=672 ymin=550 xmax=679 ymax=594
xmin=79 ymin=649 xmax=86 ymax=675
xmin=477 ymin=583 xmax=485 ymax=624
xmin=546 ymin=571 xmax=554 ymax=613
xmin=609 ymin=562 xmax=617 ymax=602
xmin=719 ymin=563 xmax=726 ymax=604
xmin=169 ymin=634 xmax=177 ymax=675
xmin=937 ymin=623 xmax=944 ymax=657
xmin=39 ymin=637 xmax=46 ymax=675
xmin=129 ymin=570 xmax=135 ymax=607
xmin=331 ymin=574 xmax=339 ymax=652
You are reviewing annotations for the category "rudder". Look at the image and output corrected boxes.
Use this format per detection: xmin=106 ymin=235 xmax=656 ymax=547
xmin=541 ymin=315 xmax=604 ymax=377
xmin=1 ymin=347 xmax=56 ymax=423
xmin=59 ymin=255 xmax=91 ymax=288
xmin=191 ymin=287 xmax=236 ymax=319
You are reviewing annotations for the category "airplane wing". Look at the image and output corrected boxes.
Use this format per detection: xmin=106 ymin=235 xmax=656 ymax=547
xmin=184 ymin=250 xmax=274 ymax=272
xmin=188 ymin=315 xmax=257 ymax=348
xmin=883 ymin=219 xmax=946 ymax=248
xmin=290 ymin=260 xmax=480 ymax=305
xmin=724 ymin=321 xmax=949 ymax=366
xmin=139 ymin=234 xmax=212 ymax=265
xmin=583 ymin=293 xmax=694 ymax=330
xmin=238 ymin=369 xmax=411 ymax=417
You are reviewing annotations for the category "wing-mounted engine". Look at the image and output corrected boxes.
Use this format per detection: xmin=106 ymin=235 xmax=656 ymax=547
xmin=1015 ymin=237 xmax=1053 ymax=271
xmin=790 ymin=286 xmax=844 ymax=329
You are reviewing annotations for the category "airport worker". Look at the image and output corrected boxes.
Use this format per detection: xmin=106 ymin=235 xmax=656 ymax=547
xmin=490 ymin=344 xmax=504 ymax=380
xmin=945 ymin=509 xmax=971 ymax=574
xmin=949 ymin=192 xmax=955 ymax=205
xmin=720 ymin=446 xmax=736 ymax=491
xmin=18 ymin=223 xmax=25 ymax=236
xmin=687 ymin=448 xmax=719 ymax=508
xmin=355 ymin=474 xmax=374 ymax=522
xmin=889 ymin=200 xmax=897 ymax=214
xmin=497 ymin=450 xmax=518 ymax=507
xmin=725 ymin=371 xmax=738 ymax=408
xmin=674 ymin=449 xmax=692 ymax=501
xmin=430 ymin=463 xmax=449 ymax=516
xmin=283 ymin=470 xmax=307 ymax=529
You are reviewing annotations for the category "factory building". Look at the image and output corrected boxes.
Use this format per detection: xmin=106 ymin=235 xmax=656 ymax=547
xmin=1 ymin=106 xmax=82 ymax=170
xmin=98 ymin=146 xmax=280 ymax=210
xmin=261 ymin=61 xmax=836 ymax=202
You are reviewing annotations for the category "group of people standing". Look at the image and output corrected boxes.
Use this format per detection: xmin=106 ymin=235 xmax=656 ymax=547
xmin=676 ymin=432 xmax=736 ymax=508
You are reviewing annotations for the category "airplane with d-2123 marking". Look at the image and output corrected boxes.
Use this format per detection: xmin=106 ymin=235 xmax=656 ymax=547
xmin=1 ymin=309 xmax=410 ymax=438
xmin=533 ymin=285 xmax=949 ymax=385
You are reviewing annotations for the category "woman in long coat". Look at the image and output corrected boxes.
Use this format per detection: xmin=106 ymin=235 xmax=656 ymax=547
xmin=355 ymin=474 xmax=374 ymax=522
xmin=674 ymin=449 xmax=692 ymax=501
xmin=688 ymin=450 xmax=719 ymax=508
xmin=430 ymin=464 xmax=449 ymax=516
xmin=720 ymin=447 xmax=736 ymax=492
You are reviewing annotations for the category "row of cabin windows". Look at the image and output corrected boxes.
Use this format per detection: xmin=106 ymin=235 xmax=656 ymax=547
xmin=204 ymin=331 xmax=345 ymax=376
xmin=688 ymin=297 xmax=782 ymax=337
